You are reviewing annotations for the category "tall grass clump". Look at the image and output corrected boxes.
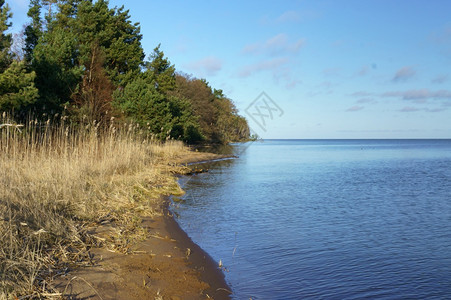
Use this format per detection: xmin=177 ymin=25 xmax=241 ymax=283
xmin=0 ymin=112 xmax=188 ymax=298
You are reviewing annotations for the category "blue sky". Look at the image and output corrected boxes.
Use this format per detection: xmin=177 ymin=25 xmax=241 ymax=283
xmin=8 ymin=0 xmax=451 ymax=139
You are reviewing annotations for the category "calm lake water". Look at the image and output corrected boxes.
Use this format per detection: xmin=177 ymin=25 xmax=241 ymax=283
xmin=173 ymin=140 xmax=451 ymax=299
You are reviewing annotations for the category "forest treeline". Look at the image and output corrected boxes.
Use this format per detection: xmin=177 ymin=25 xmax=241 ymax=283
xmin=0 ymin=0 xmax=250 ymax=143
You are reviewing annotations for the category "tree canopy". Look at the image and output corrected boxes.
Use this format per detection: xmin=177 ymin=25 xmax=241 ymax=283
xmin=1 ymin=0 xmax=250 ymax=144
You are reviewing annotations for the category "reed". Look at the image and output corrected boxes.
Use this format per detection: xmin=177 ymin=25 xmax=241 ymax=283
xmin=0 ymin=113 xmax=188 ymax=298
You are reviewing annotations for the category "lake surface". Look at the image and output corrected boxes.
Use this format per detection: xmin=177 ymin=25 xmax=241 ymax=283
xmin=172 ymin=140 xmax=451 ymax=299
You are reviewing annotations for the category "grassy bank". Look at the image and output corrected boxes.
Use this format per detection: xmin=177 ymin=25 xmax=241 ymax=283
xmin=0 ymin=114 xmax=192 ymax=298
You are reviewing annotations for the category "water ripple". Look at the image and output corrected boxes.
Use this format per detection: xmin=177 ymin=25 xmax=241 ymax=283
xmin=174 ymin=140 xmax=451 ymax=299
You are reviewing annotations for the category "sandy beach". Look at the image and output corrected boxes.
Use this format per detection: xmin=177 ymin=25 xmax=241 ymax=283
xmin=52 ymin=152 xmax=233 ymax=299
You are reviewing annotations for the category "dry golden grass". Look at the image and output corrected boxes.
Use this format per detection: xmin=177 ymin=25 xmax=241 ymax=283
xmin=0 ymin=113 xmax=190 ymax=298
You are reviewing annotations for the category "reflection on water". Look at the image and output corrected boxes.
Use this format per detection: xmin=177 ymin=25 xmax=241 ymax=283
xmin=173 ymin=140 xmax=451 ymax=299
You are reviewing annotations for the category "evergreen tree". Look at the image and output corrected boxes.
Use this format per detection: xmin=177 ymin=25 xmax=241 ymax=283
xmin=41 ymin=0 xmax=58 ymax=24
xmin=24 ymin=0 xmax=43 ymax=63
xmin=74 ymin=0 xmax=144 ymax=85
xmin=0 ymin=0 xmax=12 ymax=71
xmin=113 ymin=44 xmax=203 ymax=142
xmin=0 ymin=61 xmax=38 ymax=111
xmin=25 ymin=0 xmax=145 ymax=116
xmin=6 ymin=0 xmax=249 ymax=143
xmin=0 ymin=1 xmax=39 ymax=113
xmin=145 ymin=44 xmax=176 ymax=94
xmin=31 ymin=24 xmax=83 ymax=114
xmin=113 ymin=76 xmax=203 ymax=143
xmin=55 ymin=0 xmax=81 ymax=26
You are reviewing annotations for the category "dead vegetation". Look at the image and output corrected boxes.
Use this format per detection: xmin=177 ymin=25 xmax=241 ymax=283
xmin=0 ymin=113 xmax=192 ymax=298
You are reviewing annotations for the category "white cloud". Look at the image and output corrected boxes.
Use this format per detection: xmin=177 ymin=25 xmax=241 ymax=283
xmin=322 ymin=67 xmax=341 ymax=77
xmin=425 ymin=107 xmax=447 ymax=113
xmin=286 ymin=79 xmax=302 ymax=89
xmin=184 ymin=56 xmax=222 ymax=77
xmin=349 ymin=91 xmax=373 ymax=97
xmin=356 ymin=98 xmax=377 ymax=104
xmin=242 ymin=33 xmax=305 ymax=56
xmin=399 ymin=106 xmax=420 ymax=112
xmin=431 ymin=74 xmax=449 ymax=84
xmin=346 ymin=105 xmax=364 ymax=112
xmin=397 ymin=106 xmax=447 ymax=113
xmin=431 ymin=25 xmax=451 ymax=44
xmin=392 ymin=66 xmax=416 ymax=82
xmin=382 ymin=89 xmax=451 ymax=100
xmin=358 ymin=66 xmax=369 ymax=76
xmin=238 ymin=57 xmax=289 ymax=78
xmin=430 ymin=25 xmax=451 ymax=58
xmin=276 ymin=11 xmax=301 ymax=23
xmin=260 ymin=10 xmax=317 ymax=25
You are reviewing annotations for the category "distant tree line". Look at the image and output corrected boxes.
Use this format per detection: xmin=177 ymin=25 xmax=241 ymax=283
xmin=0 ymin=0 xmax=250 ymax=143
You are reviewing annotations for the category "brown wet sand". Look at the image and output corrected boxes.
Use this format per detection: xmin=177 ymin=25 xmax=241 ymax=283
xmin=52 ymin=152 xmax=234 ymax=299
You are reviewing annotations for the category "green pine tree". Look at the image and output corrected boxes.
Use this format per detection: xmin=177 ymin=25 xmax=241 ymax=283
xmin=24 ymin=0 xmax=43 ymax=63
xmin=74 ymin=0 xmax=144 ymax=85
xmin=145 ymin=44 xmax=176 ymax=94
xmin=0 ymin=1 xmax=39 ymax=113
xmin=0 ymin=0 xmax=12 ymax=71
xmin=0 ymin=61 xmax=39 ymax=111
xmin=113 ymin=76 xmax=203 ymax=143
